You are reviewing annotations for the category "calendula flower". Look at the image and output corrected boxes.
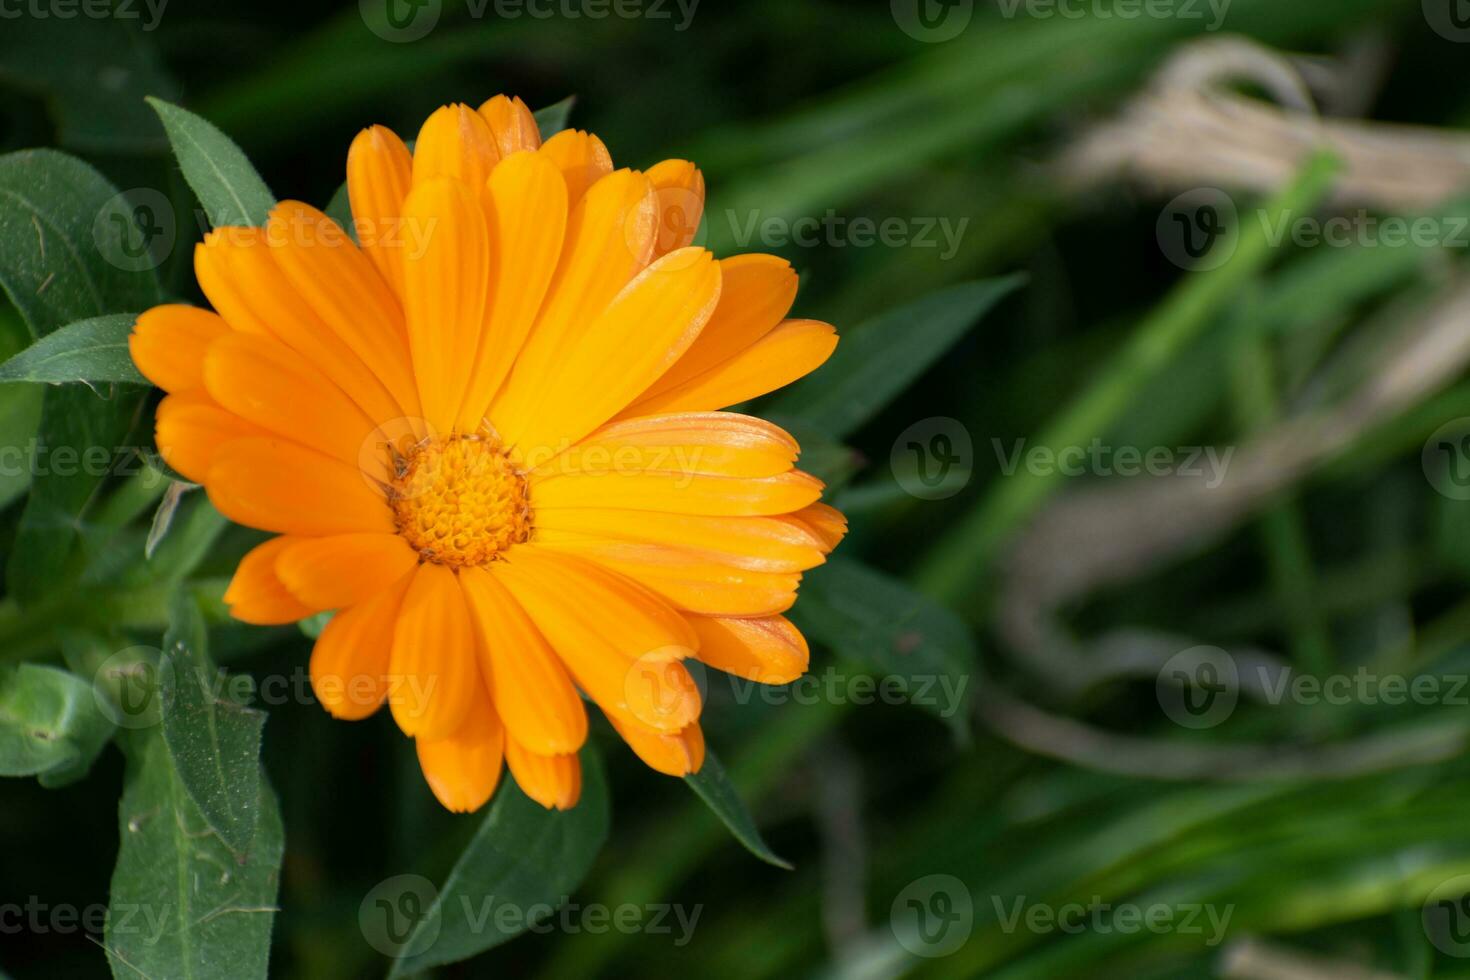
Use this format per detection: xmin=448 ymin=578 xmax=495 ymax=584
xmin=130 ymin=95 xmax=844 ymax=813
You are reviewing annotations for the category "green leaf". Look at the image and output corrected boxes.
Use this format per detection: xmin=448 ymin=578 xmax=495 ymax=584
xmin=298 ymin=611 xmax=333 ymax=639
xmin=0 ymin=150 xmax=158 ymax=599
xmin=145 ymin=481 xmax=194 ymax=560
xmin=0 ymin=662 xmax=114 ymax=784
xmin=387 ymin=748 xmax=610 ymax=977
xmin=0 ymin=382 xmax=41 ymax=510
xmin=141 ymin=493 xmax=228 ymax=586
xmin=148 ymin=97 xmax=277 ymax=229
xmin=685 ymin=749 xmax=792 ymax=869
xmin=0 ymin=310 xmax=42 ymax=510
xmin=324 ymin=182 xmax=355 ymax=242
xmin=792 ymin=557 xmax=977 ymax=738
xmin=159 ymin=593 xmax=266 ymax=854
xmin=0 ymin=313 xmax=146 ymax=384
xmin=767 ymin=275 xmax=1023 ymax=439
xmin=0 ymin=149 xmax=161 ymax=339
xmin=7 ymin=384 xmax=146 ymax=602
xmin=533 ymin=96 xmax=577 ymax=138
xmin=105 ymin=730 xmax=283 ymax=980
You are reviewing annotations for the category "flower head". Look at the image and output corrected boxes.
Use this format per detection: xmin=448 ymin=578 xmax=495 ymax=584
xmin=130 ymin=95 xmax=844 ymax=813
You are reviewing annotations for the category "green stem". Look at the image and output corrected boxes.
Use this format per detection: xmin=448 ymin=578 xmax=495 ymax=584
xmin=913 ymin=151 xmax=1343 ymax=604
xmin=1228 ymin=308 xmax=1333 ymax=675
xmin=88 ymin=464 xmax=168 ymax=529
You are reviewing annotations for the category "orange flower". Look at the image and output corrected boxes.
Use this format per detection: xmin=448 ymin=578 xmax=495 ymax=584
xmin=130 ymin=95 xmax=844 ymax=813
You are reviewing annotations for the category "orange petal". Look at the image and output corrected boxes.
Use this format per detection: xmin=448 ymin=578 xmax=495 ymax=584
xmin=534 ymin=510 xmax=824 ymax=573
xmin=530 ymin=412 xmax=799 ymax=481
xmin=223 ymin=536 xmax=316 ymax=624
xmin=538 ymin=540 xmax=799 ymax=616
xmin=412 ymin=104 xmax=499 ymax=191
xmin=194 ymin=228 xmax=406 ymax=426
xmin=155 ymin=391 xmax=264 ymax=483
xmin=505 ymin=738 xmax=581 ymax=810
xmin=202 ymin=330 xmax=384 ymax=479
xmin=347 ymin=124 xmax=413 ymax=296
xmin=275 ymin=533 xmax=420 ymax=610
xmin=389 ymin=564 xmax=479 ymax=740
xmin=490 ymin=168 xmax=657 ymax=447
xmin=688 ymin=614 xmax=809 ymax=684
xmin=400 ymin=177 xmax=490 ymax=434
xmin=417 ymin=691 xmax=506 ymax=813
xmin=786 ymin=502 xmax=848 ymax=553
xmin=309 ymin=571 xmax=414 ymax=720
xmin=628 ymin=318 xmax=838 ymax=416
xmin=532 ymin=466 xmax=825 ymax=517
xmin=645 ymin=159 xmax=705 ymax=260
xmin=459 ymin=565 xmax=588 ymax=756
xmin=129 ymin=305 xmax=229 ymax=393
xmin=609 ymin=715 xmax=705 ymax=777
xmin=537 ymin=129 xmax=612 ymax=204
xmin=454 ymin=150 xmax=568 ymax=431
xmin=493 ymin=548 xmax=701 ymax=733
xmin=264 ymin=201 xmax=421 ymax=421
xmin=477 ymin=95 xmax=542 ymax=156
xmin=629 ymin=254 xmax=797 ymax=410
xmin=206 ymin=437 xmax=393 ymax=536
xmin=506 ymin=247 xmax=721 ymax=455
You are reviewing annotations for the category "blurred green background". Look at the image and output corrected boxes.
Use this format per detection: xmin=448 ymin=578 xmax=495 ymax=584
xmin=9 ymin=0 xmax=1470 ymax=977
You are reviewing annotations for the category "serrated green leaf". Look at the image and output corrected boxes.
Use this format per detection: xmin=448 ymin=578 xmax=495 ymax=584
xmin=148 ymin=97 xmax=276 ymax=229
xmin=767 ymin=275 xmax=1023 ymax=439
xmin=0 ymin=662 xmax=113 ymax=783
xmin=387 ymin=748 xmax=610 ymax=977
xmin=792 ymin=557 xmax=976 ymax=738
xmin=105 ymin=729 xmax=282 ymax=980
xmin=533 ymin=96 xmax=576 ymax=137
xmin=159 ymin=593 xmax=265 ymax=854
xmin=0 ymin=313 xmax=146 ymax=384
xmin=685 ymin=749 xmax=792 ymax=869
xmin=0 ymin=149 xmax=161 ymax=339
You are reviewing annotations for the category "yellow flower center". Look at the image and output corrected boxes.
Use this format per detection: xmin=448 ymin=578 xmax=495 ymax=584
xmin=389 ymin=434 xmax=532 ymax=567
